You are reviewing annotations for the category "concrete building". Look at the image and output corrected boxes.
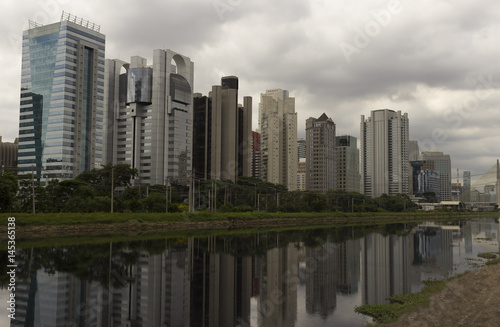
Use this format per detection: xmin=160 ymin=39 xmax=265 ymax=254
xmin=105 ymin=49 xmax=194 ymax=185
xmin=0 ymin=136 xmax=18 ymax=172
xmin=408 ymin=140 xmax=419 ymax=161
xmin=410 ymin=161 xmax=440 ymax=200
xmin=297 ymin=158 xmax=306 ymax=191
xmin=461 ymin=170 xmax=471 ymax=203
xmin=497 ymin=160 xmax=500 ymax=206
xmin=18 ymin=13 xmax=105 ymax=184
xmin=418 ymin=152 xmax=452 ymax=201
xmin=192 ymin=76 xmax=252 ymax=182
xmin=306 ymin=113 xmax=336 ymax=193
xmin=297 ymin=138 xmax=306 ymax=161
xmin=335 ymin=135 xmax=360 ymax=193
xmin=259 ymin=89 xmax=297 ymax=190
xmin=252 ymin=131 xmax=261 ymax=179
xmin=360 ymin=109 xmax=409 ymax=197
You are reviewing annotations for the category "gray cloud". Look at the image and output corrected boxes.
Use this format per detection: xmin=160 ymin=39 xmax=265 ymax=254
xmin=1 ymin=0 xmax=499 ymax=179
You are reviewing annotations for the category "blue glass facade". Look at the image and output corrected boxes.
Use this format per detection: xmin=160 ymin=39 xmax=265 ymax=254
xmin=18 ymin=20 xmax=105 ymax=184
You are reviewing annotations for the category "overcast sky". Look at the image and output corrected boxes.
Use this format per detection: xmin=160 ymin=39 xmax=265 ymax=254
xmin=1 ymin=0 xmax=499 ymax=185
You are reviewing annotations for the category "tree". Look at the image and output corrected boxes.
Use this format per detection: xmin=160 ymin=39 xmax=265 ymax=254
xmin=76 ymin=164 xmax=138 ymax=196
xmin=0 ymin=173 xmax=18 ymax=212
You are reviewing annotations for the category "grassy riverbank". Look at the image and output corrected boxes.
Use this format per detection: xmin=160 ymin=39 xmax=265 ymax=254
xmin=2 ymin=210 xmax=496 ymax=226
xmin=0 ymin=211 xmax=497 ymax=244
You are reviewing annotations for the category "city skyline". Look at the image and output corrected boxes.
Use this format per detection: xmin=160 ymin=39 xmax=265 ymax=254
xmin=2 ymin=0 xmax=500 ymax=181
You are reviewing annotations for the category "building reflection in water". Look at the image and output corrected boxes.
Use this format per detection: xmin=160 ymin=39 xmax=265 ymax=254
xmin=10 ymin=219 xmax=498 ymax=326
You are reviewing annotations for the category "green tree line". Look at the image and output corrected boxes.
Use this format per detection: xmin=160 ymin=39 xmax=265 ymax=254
xmin=0 ymin=167 xmax=420 ymax=214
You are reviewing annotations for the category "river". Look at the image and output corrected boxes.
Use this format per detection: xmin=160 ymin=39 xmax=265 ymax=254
xmin=2 ymin=217 xmax=499 ymax=326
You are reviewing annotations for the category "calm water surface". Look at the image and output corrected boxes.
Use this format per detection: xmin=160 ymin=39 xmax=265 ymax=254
xmin=2 ymin=217 xmax=499 ymax=326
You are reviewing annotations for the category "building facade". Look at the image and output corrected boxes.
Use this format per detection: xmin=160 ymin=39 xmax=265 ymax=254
xmin=360 ymin=109 xmax=409 ymax=197
xmin=259 ymin=89 xmax=297 ymax=190
xmin=297 ymin=158 xmax=306 ymax=191
xmin=410 ymin=161 xmax=440 ymax=200
xmin=305 ymin=113 xmax=336 ymax=193
xmin=335 ymin=135 xmax=360 ymax=193
xmin=192 ymin=76 xmax=252 ymax=182
xmin=18 ymin=13 xmax=105 ymax=184
xmin=297 ymin=138 xmax=306 ymax=161
xmin=418 ymin=151 xmax=451 ymax=201
xmin=105 ymin=49 xmax=194 ymax=186
xmin=0 ymin=136 xmax=18 ymax=172
xmin=252 ymin=131 xmax=261 ymax=179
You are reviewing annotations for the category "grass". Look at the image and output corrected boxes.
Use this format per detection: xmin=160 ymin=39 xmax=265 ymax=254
xmin=1 ymin=210 xmax=494 ymax=227
xmin=486 ymin=258 xmax=500 ymax=266
xmin=477 ymin=252 xmax=498 ymax=260
xmin=355 ymin=277 xmax=460 ymax=324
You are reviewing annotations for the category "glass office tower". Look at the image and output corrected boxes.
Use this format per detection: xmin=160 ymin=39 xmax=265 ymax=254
xmin=18 ymin=13 xmax=105 ymax=184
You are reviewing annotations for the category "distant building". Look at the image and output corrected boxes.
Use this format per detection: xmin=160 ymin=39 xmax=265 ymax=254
xmin=411 ymin=161 xmax=440 ymax=200
xmin=360 ymin=109 xmax=409 ymax=197
xmin=306 ymin=113 xmax=336 ymax=193
xmin=418 ymin=152 xmax=452 ymax=201
xmin=18 ymin=13 xmax=105 ymax=184
xmin=192 ymin=76 xmax=252 ymax=182
xmin=408 ymin=140 xmax=419 ymax=161
xmin=0 ymin=136 xmax=18 ymax=172
xmin=105 ymin=49 xmax=194 ymax=185
xmin=297 ymin=138 xmax=306 ymax=161
xmin=259 ymin=89 xmax=297 ymax=190
xmin=451 ymin=183 xmax=462 ymax=201
xmin=335 ymin=135 xmax=360 ymax=193
xmin=252 ymin=131 xmax=261 ymax=179
xmin=460 ymin=170 xmax=471 ymax=203
xmin=297 ymin=158 xmax=306 ymax=191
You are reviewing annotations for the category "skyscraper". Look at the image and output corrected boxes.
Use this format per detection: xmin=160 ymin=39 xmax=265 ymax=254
xmin=461 ymin=170 xmax=471 ymax=203
xmin=305 ymin=113 xmax=336 ymax=193
xmin=418 ymin=151 xmax=452 ymax=201
xmin=408 ymin=140 xmax=419 ymax=161
xmin=360 ymin=109 xmax=409 ymax=197
xmin=192 ymin=76 xmax=252 ymax=182
xmin=259 ymin=89 xmax=297 ymax=190
xmin=335 ymin=135 xmax=360 ymax=193
xmin=252 ymin=131 xmax=261 ymax=179
xmin=410 ymin=161 xmax=440 ymax=200
xmin=105 ymin=49 xmax=194 ymax=185
xmin=18 ymin=13 xmax=105 ymax=184
xmin=297 ymin=138 xmax=306 ymax=161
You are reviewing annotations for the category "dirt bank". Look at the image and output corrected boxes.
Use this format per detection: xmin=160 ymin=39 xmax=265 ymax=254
xmin=382 ymin=263 xmax=500 ymax=327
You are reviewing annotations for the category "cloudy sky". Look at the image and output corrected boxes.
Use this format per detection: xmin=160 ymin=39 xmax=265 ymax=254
xmin=1 ymin=0 xmax=499 ymax=185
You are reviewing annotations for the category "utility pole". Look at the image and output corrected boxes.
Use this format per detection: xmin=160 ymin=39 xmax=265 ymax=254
xmin=31 ymin=165 xmax=35 ymax=214
xmin=111 ymin=166 xmax=114 ymax=214
xmin=165 ymin=178 xmax=168 ymax=213
xmin=189 ymin=170 xmax=195 ymax=213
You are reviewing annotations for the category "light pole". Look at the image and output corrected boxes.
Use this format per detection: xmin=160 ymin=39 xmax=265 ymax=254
xmin=111 ymin=166 xmax=114 ymax=214
xmin=31 ymin=165 xmax=35 ymax=214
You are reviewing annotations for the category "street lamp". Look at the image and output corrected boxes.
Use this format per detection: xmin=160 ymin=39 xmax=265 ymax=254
xmin=111 ymin=166 xmax=114 ymax=214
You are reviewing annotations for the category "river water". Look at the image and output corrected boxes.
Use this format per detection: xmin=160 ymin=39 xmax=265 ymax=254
xmin=3 ymin=217 xmax=499 ymax=326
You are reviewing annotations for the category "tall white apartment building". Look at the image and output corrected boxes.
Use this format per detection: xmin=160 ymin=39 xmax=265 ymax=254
xmin=360 ymin=109 xmax=409 ymax=197
xmin=305 ymin=113 xmax=336 ymax=193
xmin=259 ymin=89 xmax=297 ymax=190
xmin=105 ymin=49 xmax=194 ymax=185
